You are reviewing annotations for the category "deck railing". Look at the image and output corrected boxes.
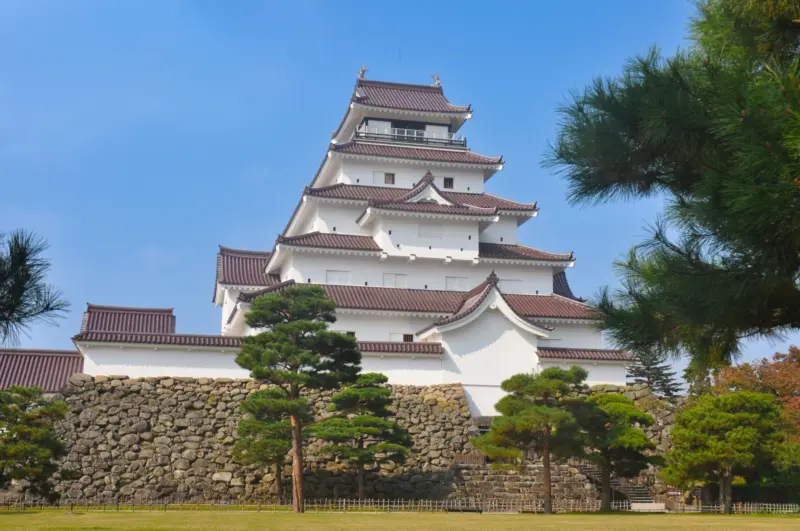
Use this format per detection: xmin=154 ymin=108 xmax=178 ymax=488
xmin=355 ymin=125 xmax=467 ymax=147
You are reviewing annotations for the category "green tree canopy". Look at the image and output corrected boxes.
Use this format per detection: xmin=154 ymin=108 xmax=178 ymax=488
xmin=573 ymin=394 xmax=658 ymax=512
xmin=473 ymin=366 xmax=587 ymax=514
xmin=663 ymin=391 xmax=785 ymax=513
xmin=0 ymin=386 xmax=69 ymax=502
xmin=1 ymin=230 xmax=68 ymax=345
xmin=546 ymin=0 xmax=800 ymax=374
xmin=308 ymin=373 xmax=411 ymax=499
xmin=626 ymin=350 xmax=681 ymax=398
xmin=236 ymin=285 xmax=361 ymax=512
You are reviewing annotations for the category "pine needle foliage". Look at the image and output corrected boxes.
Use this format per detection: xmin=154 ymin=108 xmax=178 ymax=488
xmin=572 ymin=394 xmax=659 ymax=512
xmin=308 ymin=373 xmax=411 ymax=499
xmin=472 ymin=366 xmax=588 ymax=514
xmin=0 ymin=230 xmax=68 ymax=345
xmin=663 ymin=391 xmax=785 ymax=513
xmin=626 ymin=350 xmax=682 ymax=398
xmin=545 ymin=0 xmax=800 ymax=374
xmin=236 ymin=285 xmax=361 ymax=513
xmin=0 ymin=386 xmax=69 ymax=502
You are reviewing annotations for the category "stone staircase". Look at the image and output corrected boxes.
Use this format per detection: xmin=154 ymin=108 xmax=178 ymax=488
xmin=577 ymin=463 xmax=653 ymax=504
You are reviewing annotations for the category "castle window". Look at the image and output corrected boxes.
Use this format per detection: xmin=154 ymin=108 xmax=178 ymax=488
xmin=403 ymin=334 xmax=414 ymax=343
xmin=345 ymin=331 xmax=356 ymax=337
xmin=384 ymin=173 xmax=396 ymax=185
xmin=383 ymin=273 xmax=407 ymax=288
xmin=443 ymin=177 xmax=454 ymax=189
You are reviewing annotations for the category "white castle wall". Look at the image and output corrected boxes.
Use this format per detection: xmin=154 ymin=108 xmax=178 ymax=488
xmin=339 ymin=160 xmax=487 ymax=193
xmin=280 ymin=254 xmax=555 ymax=294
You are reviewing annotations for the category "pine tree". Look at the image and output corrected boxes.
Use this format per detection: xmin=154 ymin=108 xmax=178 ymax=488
xmin=473 ymin=367 xmax=587 ymax=514
xmin=232 ymin=389 xmax=300 ymax=504
xmin=236 ymin=285 xmax=361 ymax=513
xmin=0 ymin=230 xmax=68 ymax=345
xmin=626 ymin=351 xmax=681 ymax=398
xmin=308 ymin=373 xmax=411 ymax=499
xmin=571 ymin=394 xmax=659 ymax=512
xmin=663 ymin=391 xmax=785 ymax=513
xmin=545 ymin=1 xmax=800 ymax=375
xmin=0 ymin=386 xmax=69 ymax=501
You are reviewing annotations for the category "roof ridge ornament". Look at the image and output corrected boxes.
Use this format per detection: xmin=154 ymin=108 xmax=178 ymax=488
xmin=431 ymin=73 xmax=441 ymax=87
xmin=358 ymin=65 xmax=368 ymax=80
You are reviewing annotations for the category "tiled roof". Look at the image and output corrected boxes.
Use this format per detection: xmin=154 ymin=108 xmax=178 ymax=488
xmin=239 ymin=282 xmax=598 ymax=321
xmin=503 ymin=293 xmax=598 ymax=320
xmin=354 ymin=79 xmax=470 ymax=114
xmin=216 ymin=246 xmax=281 ymax=286
xmin=80 ymin=304 xmax=176 ymax=334
xmin=0 ymin=349 xmax=83 ymax=392
xmin=278 ymin=232 xmax=381 ymax=251
xmin=72 ymin=331 xmax=242 ymax=348
xmin=553 ymin=271 xmax=581 ymax=301
xmin=358 ymin=341 xmax=443 ymax=354
xmin=71 ymin=331 xmax=441 ymax=355
xmin=332 ymin=141 xmax=502 ymax=166
xmin=306 ymin=183 xmax=536 ymax=212
xmin=479 ymin=243 xmax=573 ymax=262
xmin=537 ymin=347 xmax=632 ymax=361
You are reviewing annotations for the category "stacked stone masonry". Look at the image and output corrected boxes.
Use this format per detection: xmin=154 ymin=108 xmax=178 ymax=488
xmin=49 ymin=375 xmax=676 ymax=503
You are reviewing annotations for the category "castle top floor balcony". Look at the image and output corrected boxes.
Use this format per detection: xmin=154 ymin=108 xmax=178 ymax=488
xmin=354 ymin=124 xmax=467 ymax=148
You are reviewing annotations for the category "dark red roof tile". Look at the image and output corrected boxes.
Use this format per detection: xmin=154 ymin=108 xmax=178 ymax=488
xmin=357 ymin=341 xmax=443 ymax=354
xmin=479 ymin=243 xmax=573 ymax=262
xmin=354 ymin=79 xmax=469 ymax=114
xmin=332 ymin=141 xmax=502 ymax=166
xmin=216 ymin=246 xmax=280 ymax=287
xmin=81 ymin=304 xmax=176 ymax=334
xmin=307 ymin=183 xmax=535 ymax=212
xmin=72 ymin=331 xmax=242 ymax=348
xmin=278 ymin=232 xmax=381 ymax=251
xmin=0 ymin=349 xmax=83 ymax=392
xmin=537 ymin=347 xmax=631 ymax=361
xmin=239 ymin=281 xmax=597 ymax=321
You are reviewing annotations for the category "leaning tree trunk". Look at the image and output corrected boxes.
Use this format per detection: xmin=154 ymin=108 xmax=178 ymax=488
xmin=357 ymin=468 xmax=366 ymax=500
xmin=600 ymin=466 xmax=612 ymax=512
xmin=274 ymin=462 xmax=283 ymax=506
xmin=290 ymin=413 xmax=305 ymax=513
xmin=542 ymin=438 xmax=553 ymax=514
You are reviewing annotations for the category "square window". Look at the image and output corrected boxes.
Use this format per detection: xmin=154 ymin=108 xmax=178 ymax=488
xmin=443 ymin=177 xmax=454 ymax=189
xmin=345 ymin=331 xmax=356 ymax=337
xmin=384 ymin=173 xmax=396 ymax=185
xmin=403 ymin=334 xmax=414 ymax=343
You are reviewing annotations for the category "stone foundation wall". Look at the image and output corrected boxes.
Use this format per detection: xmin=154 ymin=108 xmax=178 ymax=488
xmin=45 ymin=375 xmax=677 ymax=503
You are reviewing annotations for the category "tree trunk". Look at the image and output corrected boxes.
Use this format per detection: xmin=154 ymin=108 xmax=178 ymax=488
xmin=600 ymin=466 xmax=612 ymax=512
xmin=290 ymin=414 xmax=304 ymax=513
xmin=542 ymin=438 xmax=552 ymax=514
xmin=357 ymin=468 xmax=365 ymax=500
xmin=274 ymin=462 xmax=282 ymax=506
xmin=721 ymin=469 xmax=733 ymax=514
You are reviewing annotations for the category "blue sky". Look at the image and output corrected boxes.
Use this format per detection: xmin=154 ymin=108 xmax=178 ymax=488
xmin=2 ymin=0 xmax=796 ymax=364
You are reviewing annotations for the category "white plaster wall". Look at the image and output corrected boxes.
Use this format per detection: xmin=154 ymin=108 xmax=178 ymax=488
xmin=285 ymin=253 xmax=555 ymax=293
xmin=480 ymin=217 xmax=519 ymax=244
xmin=374 ymin=217 xmax=479 ymax=262
xmin=538 ymin=360 xmax=628 ymax=386
xmin=330 ymin=312 xmax=436 ymax=341
xmin=311 ymin=202 xmax=370 ymax=236
xmin=81 ymin=347 xmax=249 ymax=379
xmin=463 ymin=385 xmax=508 ymax=417
xmin=361 ymin=355 xmax=443 ymax=385
xmin=537 ymin=323 xmax=604 ymax=349
xmin=339 ymin=160 xmax=486 ymax=193
xmin=220 ymin=288 xmax=240 ymax=331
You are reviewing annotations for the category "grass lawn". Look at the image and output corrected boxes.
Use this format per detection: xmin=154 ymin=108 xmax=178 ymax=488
xmin=1 ymin=512 xmax=799 ymax=531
